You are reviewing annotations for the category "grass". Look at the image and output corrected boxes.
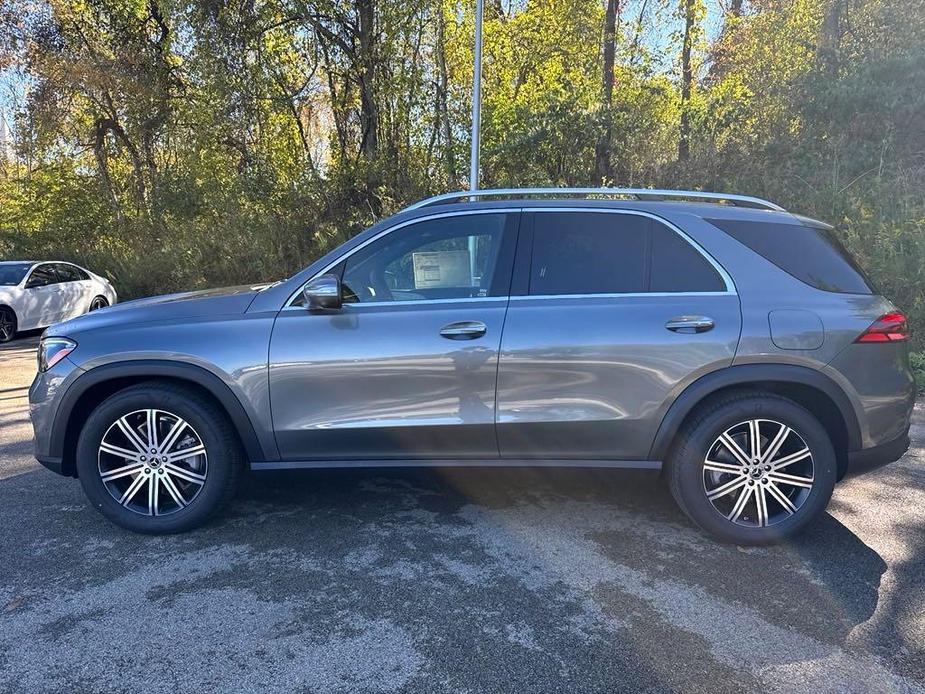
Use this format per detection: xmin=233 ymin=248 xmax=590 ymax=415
xmin=911 ymin=351 xmax=925 ymax=394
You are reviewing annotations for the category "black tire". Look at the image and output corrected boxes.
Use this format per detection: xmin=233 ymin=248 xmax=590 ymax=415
xmin=0 ymin=306 xmax=16 ymax=343
xmin=89 ymin=296 xmax=109 ymax=311
xmin=667 ymin=390 xmax=837 ymax=545
xmin=76 ymin=382 xmax=244 ymax=534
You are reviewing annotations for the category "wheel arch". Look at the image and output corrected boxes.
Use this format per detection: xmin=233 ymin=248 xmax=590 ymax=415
xmin=53 ymin=360 xmax=266 ymax=477
xmin=649 ymin=364 xmax=861 ymax=479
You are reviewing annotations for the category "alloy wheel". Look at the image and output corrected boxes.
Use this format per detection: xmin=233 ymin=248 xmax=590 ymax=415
xmin=98 ymin=409 xmax=208 ymax=516
xmin=0 ymin=311 xmax=13 ymax=342
xmin=89 ymin=297 xmax=108 ymax=311
xmin=702 ymin=419 xmax=815 ymax=527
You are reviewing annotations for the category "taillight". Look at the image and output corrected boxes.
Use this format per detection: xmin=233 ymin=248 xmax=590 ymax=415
xmin=855 ymin=311 xmax=910 ymax=343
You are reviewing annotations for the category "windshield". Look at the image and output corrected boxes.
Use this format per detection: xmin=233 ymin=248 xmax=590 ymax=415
xmin=0 ymin=263 xmax=32 ymax=286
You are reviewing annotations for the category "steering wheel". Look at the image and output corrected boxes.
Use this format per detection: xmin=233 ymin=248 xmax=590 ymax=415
xmin=351 ymin=268 xmax=393 ymax=303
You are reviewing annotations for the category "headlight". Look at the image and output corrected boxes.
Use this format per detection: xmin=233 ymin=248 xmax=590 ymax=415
xmin=38 ymin=337 xmax=77 ymax=372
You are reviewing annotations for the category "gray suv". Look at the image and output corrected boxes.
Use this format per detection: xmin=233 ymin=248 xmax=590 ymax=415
xmin=29 ymin=188 xmax=915 ymax=544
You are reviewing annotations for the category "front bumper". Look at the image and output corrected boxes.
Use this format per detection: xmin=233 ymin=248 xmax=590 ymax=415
xmin=29 ymin=356 xmax=82 ymax=477
xmin=846 ymin=429 xmax=910 ymax=477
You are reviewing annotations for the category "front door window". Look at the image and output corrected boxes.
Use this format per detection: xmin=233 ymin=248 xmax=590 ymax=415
xmin=339 ymin=213 xmax=510 ymax=304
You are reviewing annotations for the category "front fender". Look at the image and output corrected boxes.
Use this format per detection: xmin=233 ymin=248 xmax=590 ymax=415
xmin=48 ymin=359 xmax=272 ymax=465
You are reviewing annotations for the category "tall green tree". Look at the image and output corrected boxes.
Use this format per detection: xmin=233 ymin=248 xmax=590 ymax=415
xmin=0 ymin=0 xmax=923 ymax=350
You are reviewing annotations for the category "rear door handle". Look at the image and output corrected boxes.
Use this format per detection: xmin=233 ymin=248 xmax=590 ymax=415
xmin=665 ymin=316 xmax=715 ymax=333
xmin=440 ymin=320 xmax=487 ymax=340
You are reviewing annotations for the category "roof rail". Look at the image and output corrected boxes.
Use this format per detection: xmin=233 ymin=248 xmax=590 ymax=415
xmin=406 ymin=187 xmax=785 ymax=212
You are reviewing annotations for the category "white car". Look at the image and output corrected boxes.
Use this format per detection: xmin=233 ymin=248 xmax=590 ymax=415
xmin=0 ymin=261 xmax=117 ymax=342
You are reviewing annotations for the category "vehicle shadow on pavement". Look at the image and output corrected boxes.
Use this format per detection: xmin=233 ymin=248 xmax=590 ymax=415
xmin=0 ymin=332 xmax=41 ymax=352
xmin=228 ymin=466 xmax=921 ymax=690
xmin=236 ymin=466 xmax=888 ymax=634
xmin=1 ymin=464 xmax=915 ymax=693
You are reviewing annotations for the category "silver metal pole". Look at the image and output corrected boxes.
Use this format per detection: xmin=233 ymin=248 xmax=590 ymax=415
xmin=467 ymin=0 xmax=484 ymax=283
xmin=469 ymin=0 xmax=484 ymax=193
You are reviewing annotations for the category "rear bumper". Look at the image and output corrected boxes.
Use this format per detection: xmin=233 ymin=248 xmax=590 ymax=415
xmin=846 ymin=430 xmax=910 ymax=477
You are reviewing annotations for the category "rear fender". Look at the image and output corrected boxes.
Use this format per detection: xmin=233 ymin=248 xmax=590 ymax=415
xmin=649 ymin=364 xmax=861 ymax=460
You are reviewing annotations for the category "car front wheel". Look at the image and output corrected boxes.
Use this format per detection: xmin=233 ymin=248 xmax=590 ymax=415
xmin=76 ymin=382 xmax=243 ymax=533
xmin=667 ymin=391 xmax=837 ymax=545
xmin=0 ymin=307 xmax=16 ymax=343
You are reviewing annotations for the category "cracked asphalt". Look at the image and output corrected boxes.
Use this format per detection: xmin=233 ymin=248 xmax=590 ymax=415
xmin=1 ymin=334 xmax=924 ymax=693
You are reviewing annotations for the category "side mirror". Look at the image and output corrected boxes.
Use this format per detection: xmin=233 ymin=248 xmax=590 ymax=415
xmin=302 ymin=274 xmax=342 ymax=311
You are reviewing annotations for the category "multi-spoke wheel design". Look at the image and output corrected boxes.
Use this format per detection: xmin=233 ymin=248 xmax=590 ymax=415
xmin=89 ymin=296 xmax=109 ymax=311
xmin=0 ymin=307 xmax=15 ymax=343
xmin=703 ymin=419 xmax=814 ymax=528
xmin=98 ymin=409 xmax=208 ymax=516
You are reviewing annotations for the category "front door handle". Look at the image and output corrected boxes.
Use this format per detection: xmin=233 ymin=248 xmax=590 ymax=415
xmin=665 ymin=316 xmax=715 ymax=334
xmin=440 ymin=320 xmax=487 ymax=340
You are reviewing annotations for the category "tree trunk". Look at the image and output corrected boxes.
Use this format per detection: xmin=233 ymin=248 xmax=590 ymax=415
xmin=93 ymin=116 xmax=147 ymax=206
xmin=435 ymin=7 xmax=456 ymax=182
xmin=708 ymin=0 xmax=742 ymax=82
xmin=140 ymin=0 xmax=173 ymax=198
xmin=678 ymin=0 xmax=695 ymax=162
xmin=319 ymin=39 xmax=349 ymax=161
xmin=593 ymin=0 xmax=619 ymax=182
xmin=92 ymin=120 xmax=119 ymax=209
xmin=357 ymin=0 xmax=378 ymax=160
xmin=820 ymin=0 xmax=843 ymax=75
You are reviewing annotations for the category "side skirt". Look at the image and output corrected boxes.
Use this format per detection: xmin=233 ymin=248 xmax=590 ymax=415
xmin=250 ymin=458 xmax=662 ymax=471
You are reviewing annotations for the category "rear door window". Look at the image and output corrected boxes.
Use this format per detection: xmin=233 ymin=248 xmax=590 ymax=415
xmin=707 ymin=218 xmax=874 ymax=294
xmin=528 ymin=212 xmax=726 ymax=296
xmin=530 ymin=212 xmax=648 ymax=295
xmin=649 ymin=222 xmax=727 ymax=292
xmin=55 ymin=264 xmax=88 ymax=282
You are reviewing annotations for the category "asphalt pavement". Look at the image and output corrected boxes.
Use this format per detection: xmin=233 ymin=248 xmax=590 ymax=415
xmin=1 ymin=334 xmax=923 ymax=693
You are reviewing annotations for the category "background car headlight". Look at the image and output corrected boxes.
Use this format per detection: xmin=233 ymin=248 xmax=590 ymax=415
xmin=38 ymin=337 xmax=77 ymax=372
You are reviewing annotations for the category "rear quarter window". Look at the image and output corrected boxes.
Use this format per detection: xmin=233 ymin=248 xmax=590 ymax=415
xmin=707 ymin=218 xmax=874 ymax=294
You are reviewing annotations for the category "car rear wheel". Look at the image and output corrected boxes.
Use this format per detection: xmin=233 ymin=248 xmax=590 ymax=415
xmin=76 ymin=382 xmax=243 ymax=533
xmin=89 ymin=296 xmax=109 ymax=311
xmin=667 ymin=391 xmax=837 ymax=545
